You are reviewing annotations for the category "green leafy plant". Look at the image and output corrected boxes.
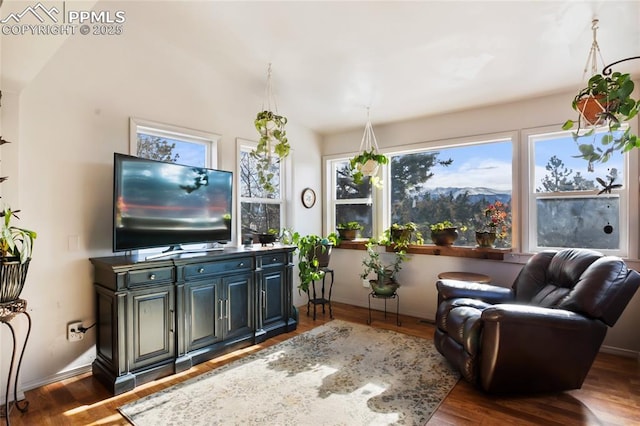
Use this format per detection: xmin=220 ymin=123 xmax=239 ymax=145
xmin=562 ymin=72 xmax=640 ymax=170
xmin=251 ymin=110 xmax=290 ymax=192
xmin=348 ymin=149 xmax=388 ymax=188
xmin=382 ymin=222 xmax=423 ymax=251
xmin=0 ymin=207 xmax=36 ymax=263
xmin=429 ymin=221 xmax=455 ymax=232
xmin=292 ymin=232 xmax=338 ymax=293
xmin=336 ymin=221 xmax=363 ymax=230
xmin=0 ymin=134 xmax=36 ymax=263
xmin=359 ymin=241 xmax=407 ymax=282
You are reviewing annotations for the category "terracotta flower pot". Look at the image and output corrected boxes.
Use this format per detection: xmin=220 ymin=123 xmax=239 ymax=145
xmin=576 ymin=95 xmax=608 ymax=126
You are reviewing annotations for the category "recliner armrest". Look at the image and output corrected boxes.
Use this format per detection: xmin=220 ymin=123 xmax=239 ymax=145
xmin=436 ymin=279 xmax=513 ymax=304
xmin=482 ymin=304 xmax=592 ymax=329
xmin=478 ymin=303 xmax=608 ymax=393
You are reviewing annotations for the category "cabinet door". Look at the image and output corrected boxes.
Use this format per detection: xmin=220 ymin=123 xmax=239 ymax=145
xmin=184 ymin=280 xmax=223 ymax=352
xmin=129 ymin=285 xmax=175 ymax=371
xmin=222 ymin=272 xmax=254 ymax=341
xmin=262 ymin=269 xmax=285 ymax=326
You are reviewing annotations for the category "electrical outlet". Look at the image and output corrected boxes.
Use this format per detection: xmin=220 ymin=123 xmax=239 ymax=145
xmin=67 ymin=321 xmax=84 ymax=342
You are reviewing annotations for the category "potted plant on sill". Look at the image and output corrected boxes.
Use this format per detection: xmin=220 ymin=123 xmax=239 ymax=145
xmin=384 ymin=222 xmax=423 ymax=251
xmin=254 ymin=228 xmax=279 ymax=246
xmin=251 ymin=110 xmax=290 ymax=193
xmin=475 ymin=201 xmax=509 ymax=248
xmin=336 ymin=221 xmax=363 ymax=241
xmin=292 ymin=232 xmax=338 ymax=293
xmin=429 ymin=221 xmax=463 ymax=246
xmin=0 ymin=136 xmax=37 ymax=303
xmin=348 ymin=149 xmax=388 ymax=188
xmin=360 ymin=241 xmax=407 ymax=296
xmin=562 ymin=72 xmax=640 ymax=170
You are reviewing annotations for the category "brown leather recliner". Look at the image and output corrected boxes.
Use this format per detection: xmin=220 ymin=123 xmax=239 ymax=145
xmin=434 ymin=248 xmax=640 ymax=393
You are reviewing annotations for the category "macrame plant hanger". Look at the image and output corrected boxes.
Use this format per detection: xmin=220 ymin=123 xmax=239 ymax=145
xmin=261 ymin=63 xmax=278 ymax=160
xmin=578 ymin=19 xmax=608 ymax=126
xmin=357 ymin=107 xmax=381 ymax=177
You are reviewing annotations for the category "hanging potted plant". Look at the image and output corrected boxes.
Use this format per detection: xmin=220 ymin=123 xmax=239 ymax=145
xmin=348 ymin=109 xmax=388 ymax=188
xmin=562 ymin=72 xmax=640 ymax=169
xmin=348 ymin=149 xmax=388 ymax=186
xmin=0 ymin=138 xmax=37 ymax=303
xmin=251 ymin=110 xmax=290 ymax=193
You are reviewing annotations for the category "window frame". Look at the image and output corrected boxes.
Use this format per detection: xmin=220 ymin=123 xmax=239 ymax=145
xmin=324 ymin=131 xmax=517 ymax=244
xmin=323 ymin=154 xmax=380 ymax=238
xmin=129 ymin=117 xmax=219 ymax=168
xmin=236 ymin=138 xmax=290 ymax=245
xmin=522 ymin=124 xmax=637 ymax=257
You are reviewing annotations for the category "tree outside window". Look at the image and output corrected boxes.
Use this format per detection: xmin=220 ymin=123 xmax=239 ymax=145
xmin=239 ymin=143 xmax=284 ymax=239
xmin=532 ymin=130 xmax=625 ymax=252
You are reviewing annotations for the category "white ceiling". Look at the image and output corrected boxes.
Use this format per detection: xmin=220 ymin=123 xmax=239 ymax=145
xmin=3 ymin=1 xmax=640 ymax=134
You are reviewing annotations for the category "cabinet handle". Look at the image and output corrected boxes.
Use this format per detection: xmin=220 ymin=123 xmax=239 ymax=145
xmin=262 ymin=290 xmax=266 ymax=309
xmin=198 ymin=267 xmax=205 ymax=273
xmin=169 ymin=309 xmax=174 ymax=333
xmin=149 ymin=273 xmax=156 ymax=280
xmin=238 ymin=262 xmax=244 ymax=268
xmin=218 ymin=299 xmax=224 ymax=320
xmin=227 ymin=299 xmax=231 ymax=329
xmin=272 ymin=258 xmax=278 ymax=262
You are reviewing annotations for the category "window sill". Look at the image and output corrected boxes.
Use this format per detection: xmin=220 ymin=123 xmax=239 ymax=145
xmin=336 ymin=240 xmax=511 ymax=261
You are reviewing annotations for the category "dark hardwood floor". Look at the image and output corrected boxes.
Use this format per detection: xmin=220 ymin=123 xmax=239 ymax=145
xmin=4 ymin=302 xmax=639 ymax=425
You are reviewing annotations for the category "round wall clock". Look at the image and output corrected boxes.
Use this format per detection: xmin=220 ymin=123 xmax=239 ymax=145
xmin=301 ymin=188 xmax=316 ymax=208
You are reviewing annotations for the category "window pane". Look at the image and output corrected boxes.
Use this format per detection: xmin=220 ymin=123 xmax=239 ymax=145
xmin=336 ymin=161 xmax=371 ymax=200
xmin=534 ymin=132 xmax=623 ymax=193
xmin=137 ymin=132 xmax=206 ymax=167
xmin=240 ymin=202 xmax=281 ymax=235
xmin=536 ymin=197 xmax=619 ymax=249
xmin=239 ymin=150 xmax=280 ymax=199
xmin=336 ymin=204 xmax=373 ymax=237
xmin=390 ymin=142 xmax=512 ymax=247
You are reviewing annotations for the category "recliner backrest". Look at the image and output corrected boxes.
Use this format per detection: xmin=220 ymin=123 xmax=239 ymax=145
xmin=511 ymin=248 xmax=640 ymax=326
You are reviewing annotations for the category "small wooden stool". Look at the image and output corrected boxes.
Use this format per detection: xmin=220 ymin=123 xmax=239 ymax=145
xmin=437 ymin=271 xmax=491 ymax=283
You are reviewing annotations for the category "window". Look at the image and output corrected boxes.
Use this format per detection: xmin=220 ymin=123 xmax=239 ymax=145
xmin=237 ymin=139 xmax=286 ymax=241
xmin=389 ymin=138 xmax=513 ymax=247
xmin=326 ymin=159 xmax=374 ymax=238
xmin=325 ymin=127 xmax=637 ymax=256
xmin=129 ymin=118 xmax=219 ymax=168
xmin=128 ymin=118 xmax=220 ymax=254
xmin=526 ymin=127 xmax=628 ymax=255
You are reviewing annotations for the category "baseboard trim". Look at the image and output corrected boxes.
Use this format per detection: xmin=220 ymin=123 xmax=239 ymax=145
xmin=21 ymin=364 xmax=93 ymax=394
xmin=599 ymin=344 xmax=640 ymax=359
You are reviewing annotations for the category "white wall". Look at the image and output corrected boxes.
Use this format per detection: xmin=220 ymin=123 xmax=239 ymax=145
xmin=321 ymin=90 xmax=640 ymax=357
xmin=1 ymin=14 xmax=322 ymax=392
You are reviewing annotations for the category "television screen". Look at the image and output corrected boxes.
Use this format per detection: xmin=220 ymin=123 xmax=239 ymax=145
xmin=113 ymin=153 xmax=233 ymax=252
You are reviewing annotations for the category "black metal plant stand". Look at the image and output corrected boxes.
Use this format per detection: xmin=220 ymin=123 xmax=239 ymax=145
xmin=367 ymin=290 xmax=401 ymax=326
xmin=306 ymin=268 xmax=334 ymax=320
xmin=0 ymin=299 xmax=31 ymax=426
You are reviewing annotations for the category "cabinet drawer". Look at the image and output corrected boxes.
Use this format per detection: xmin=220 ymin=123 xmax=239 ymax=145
xmin=127 ymin=267 xmax=174 ymax=287
xmin=184 ymin=258 xmax=252 ymax=279
xmin=260 ymin=253 xmax=287 ymax=268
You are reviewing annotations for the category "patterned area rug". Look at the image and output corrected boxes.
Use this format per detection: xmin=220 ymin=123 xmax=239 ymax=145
xmin=119 ymin=320 xmax=459 ymax=425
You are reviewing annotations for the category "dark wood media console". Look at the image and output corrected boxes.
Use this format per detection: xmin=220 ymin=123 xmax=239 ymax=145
xmin=90 ymin=246 xmax=297 ymax=395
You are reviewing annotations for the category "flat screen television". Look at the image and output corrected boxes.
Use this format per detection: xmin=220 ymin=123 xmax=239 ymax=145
xmin=113 ymin=153 xmax=233 ymax=253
